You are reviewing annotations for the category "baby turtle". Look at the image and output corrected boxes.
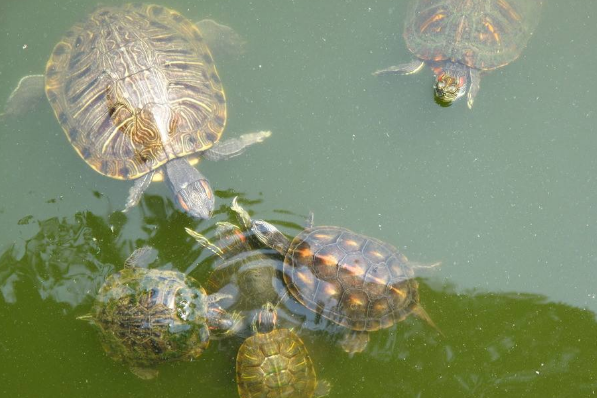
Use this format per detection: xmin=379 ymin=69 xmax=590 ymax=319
xmin=186 ymin=200 xmax=279 ymax=311
xmin=4 ymin=4 xmax=271 ymax=219
xmin=234 ymin=200 xmax=440 ymax=353
xmin=236 ymin=303 xmax=330 ymax=398
xmin=374 ymin=0 xmax=542 ymax=108
xmin=79 ymin=246 xmax=240 ymax=379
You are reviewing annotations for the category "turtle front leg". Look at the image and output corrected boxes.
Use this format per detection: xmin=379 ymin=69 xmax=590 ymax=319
xmin=373 ymin=59 xmax=425 ymax=76
xmin=2 ymin=74 xmax=45 ymax=118
xmin=467 ymin=68 xmax=481 ymax=109
xmin=202 ymin=131 xmax=271 ymax=161
xmin=122 ymin=171 xmax=155 ymax=213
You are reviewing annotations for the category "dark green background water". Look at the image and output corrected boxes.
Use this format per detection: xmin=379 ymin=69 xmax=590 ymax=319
xmin=1 ymin=0 xmax=596 ymax=397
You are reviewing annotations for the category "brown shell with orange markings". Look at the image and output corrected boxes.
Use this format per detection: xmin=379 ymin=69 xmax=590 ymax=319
xmin=284 ymin=226 xmax=420 ymax=332
xmin=404 ymin=0 xmax=542 ymax=70
xmin=44 ymin=4 xmax=226 ymax=180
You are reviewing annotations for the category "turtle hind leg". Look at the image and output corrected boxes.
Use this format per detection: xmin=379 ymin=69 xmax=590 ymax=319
xmin=339 ymin=331 xmax=369 ymax=355
xmin=2 ymin=74 xmax=45 ymax=118
xmin=129 ymin=366 xmax=159 ymax=380
xmin=373 ymin=60 xmax=425 ymax=76
xmin=202 ymin=131 xmax=272 ymax=161
xmin=314 ymin=380 xmax=332 ymax=397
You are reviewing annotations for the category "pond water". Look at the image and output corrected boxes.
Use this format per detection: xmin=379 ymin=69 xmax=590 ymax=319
xmin=1 ymin=0 xmax=596 ymax=397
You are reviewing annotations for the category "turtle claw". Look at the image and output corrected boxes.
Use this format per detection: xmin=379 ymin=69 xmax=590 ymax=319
xmin=339 ymin=331 xmax=369 ymax=355
xmin=314 ymin=380 xmax=332 ymax=397
xmin=2 ymin=74 xmax=45 ymax=118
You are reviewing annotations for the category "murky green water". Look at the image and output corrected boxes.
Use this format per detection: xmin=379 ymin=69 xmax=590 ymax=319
xmin=1 ymin=0 xmax=597 ymax=396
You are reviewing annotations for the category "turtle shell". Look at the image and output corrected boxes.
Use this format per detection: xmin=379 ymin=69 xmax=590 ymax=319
xmin=283 ymin=226 xmax=420 ymax=332
xmin=44 ymin=4 xmax=226 ymax=180
xmin=236 ymin=328 xmax=318 ymax=398
xmin=91 ymin=266 xmax=211 ymax=370
xmin=404 ymin=0 xmax=542 ymax=70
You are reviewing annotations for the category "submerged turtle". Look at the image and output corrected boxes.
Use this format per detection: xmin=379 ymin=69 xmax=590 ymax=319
xmin=79 ymin=246 xmax=240 ymax=379
xmin=236 ymin=303 xmax=330 ymax=398
xmin=233 ymin=201 xmax=440 ymax=353
xmin=186 ymin=200 xmax=279 ymax=310
xmin=4 ymin=4 xmax=270 ymax=218
xmin=374 ymin=0 xmax=543 ymax=108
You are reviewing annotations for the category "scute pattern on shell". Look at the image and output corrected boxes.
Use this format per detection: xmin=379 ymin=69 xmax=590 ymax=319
xmin=404 ymin=0 xmax=542 ymax=70
xmin=44 ymin=4 xmax=226 ymax=180
xmin=236 ymin=329 xmax=318 ymax=398
xmin=285 ymin=226 xmax=419 ymax=332
xmin=93 ymin=266 xmax=210 ymax=368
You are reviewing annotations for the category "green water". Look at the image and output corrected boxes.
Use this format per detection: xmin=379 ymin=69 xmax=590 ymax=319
xmin=1 ymin=0 xmax=597 ymax=396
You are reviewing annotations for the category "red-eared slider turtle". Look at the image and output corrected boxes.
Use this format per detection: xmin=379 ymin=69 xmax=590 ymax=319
xmin=78 ymin=246 xmax=240 ymax=379
xmin=374 ymin=0 xmax=543 ymax=108
xmin=186 ymin=200 xmax=279 ymax=310
xmin=233 ymin=202 xmax=440 ymax=354
xmin=236 ymin=303 xmax=331 ymax=398
xmin=4 ymin=4 xmax=270 ymax=219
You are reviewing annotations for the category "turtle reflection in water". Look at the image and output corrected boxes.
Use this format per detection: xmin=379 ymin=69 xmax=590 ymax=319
xmin=374 ymin=0 xmax=542 ymax=108
xmin=233 ymin=200 xmax=441 ymax=354
xmin=186 ymin=199 xmax=279 ymax=311
xmin=3 ymin=4 xmax=271 ymax=219
xmin=79 ymin=246 xmax=240 ymax=379
xmin=236 ymin=303 xmax=330 ymax=398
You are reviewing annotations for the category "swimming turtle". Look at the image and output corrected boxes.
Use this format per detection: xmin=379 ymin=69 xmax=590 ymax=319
xmin=78 ymin=246 xmax=240 ymax=379
xmin=236 ymin=303 xmax=330 ymax=398
xmin=233 ymin=201 xmax=440 ymax=353
xmin=374 ymin=0 xmax=543 ymax=108
xmin=185 ymin=200 xmax=279 ymax=310
xmin=3 ymin=4 xmax=270 ymax=218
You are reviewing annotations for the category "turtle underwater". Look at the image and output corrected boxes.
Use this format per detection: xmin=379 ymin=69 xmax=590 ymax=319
xmin=186 ymin=203 xmax=280 ymax=312
xmin=374 ymin=0 xmax=543 ymax=108
xmin=232 ymin=199 xmax=441 ymax=354
xmin=236 ymin=303 xmax=331 ymax=398
xmin=3 ymin=4 xmax=271 ymax=219
xmin=79 ymin=246 xmax=240 ymax=379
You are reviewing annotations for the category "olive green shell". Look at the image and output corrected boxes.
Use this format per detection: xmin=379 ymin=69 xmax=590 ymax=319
xmin=284 ymin=226 xmax=420 ymax=332
xmin=404 ymin=0 xmax=542 ymax=70
xmin=44 ymin=4 xmax=226 ymax=180
xmin=236 ymin=328 xmax=318 ymax=398
xmin=91 ymin=266 xmax=210 ymax=369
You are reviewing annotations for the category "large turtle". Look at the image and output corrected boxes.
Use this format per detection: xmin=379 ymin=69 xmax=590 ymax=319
xmin=236 ymin=303 xmax=330 ymax=398
xmin=233 ymin=201 xmax=440 ymax=353
xmin=78 ymin=246 xmax=240 ymax=379
xmin=374 ymin=0 xmax=543 ymax=108
xmin=186 ymin=210 xmax=280 ymax=311
xmin=3 ymin=4 xmax=270 ymax=218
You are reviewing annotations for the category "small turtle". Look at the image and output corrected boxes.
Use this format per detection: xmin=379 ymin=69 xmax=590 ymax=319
xmin=233 ymin=201 xmax=440 ymax=353
xmin=236 ymin=303 xmax=331 ymax=398
xmin=78 ymin=246 xmax=240 ymax=379
xmin=186 ymin=201 xmax=279 ymax=310
xmin=374 ymin=0 xmax=543 ymax=108
xmin=3 ymin=4 xmax=271 ymax=219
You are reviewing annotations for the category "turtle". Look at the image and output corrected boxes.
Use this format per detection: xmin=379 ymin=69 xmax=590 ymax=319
xmin=236 ymin=303 xmax=331 ymax=398
xmin=185 ymin=199 xmax=279 ymax=311
xmin=373 ymin=0 xmax=543 ymax=108
xmin=232 ymin=201 xmax=441 ymax=354
xmin=3 ymin=4 xmax=271 ymax=219
xmin=78 ymin=246 xmax=240 ymax=379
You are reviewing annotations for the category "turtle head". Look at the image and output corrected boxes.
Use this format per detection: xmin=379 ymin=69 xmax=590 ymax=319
xmin=251 ymin=220 xmax=291 ymax=255
xmin=206 ymin=304 xmax=243 ymax=338
xmin=433 ymin=63 xmax=468 ymax=105
xmin=164 ymin=158 xmax=214 ymax=219
xmin=252 ymin=302 xmax=277 ymax=334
